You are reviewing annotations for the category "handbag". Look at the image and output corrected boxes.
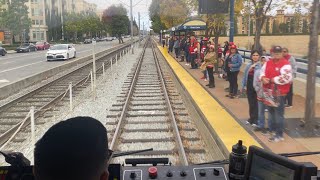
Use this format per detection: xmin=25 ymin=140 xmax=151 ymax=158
xmin=261 ymin=83 xmax=280 ymax=107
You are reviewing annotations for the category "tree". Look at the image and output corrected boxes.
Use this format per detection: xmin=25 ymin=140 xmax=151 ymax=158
xmin=203 ymin=14 xmax=225 ymax=72
xmin=304 ymin=0 xmax=320 ymax=129
xmin=234 ymin=16 xmax=238 ymax=35
xmin=302 ymin=19 xmax=309 ymax=33
xmin=251 ymin=0 xmax=275 ymax=53
xmin=266 ymin=19 xmax=270 ymax=34
xmin=0 ymin=0 xmax=31 ymax=43
xmin=250 ymin=19 xmax=254 ymax=34
xmin=279 ymin=23 xmax=288 ymax=33
xmin=64 ymin=12 xmax=104 ymax=42
xmin=149 ymin=0 xmax=167 ymax=33
xmin=102 ymin=4 xmax=129 ymax=43
xmin=290 ymin=18 xmax=295 ymax=33
xmin=272 ymin=20 xmax=279 ymax=34
xmin=159 ymin=0 xmax=189 ymax=28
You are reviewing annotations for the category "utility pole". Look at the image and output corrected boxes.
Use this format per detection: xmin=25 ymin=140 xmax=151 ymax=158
xmin=229 ymin=0 xmax=235 ymax=42
xmin=247 ymin=0 xmax=251 ymax=49
xmin=38 ymin=0 xmax=41 ymax=41
xmin=58 ymin=0 xmax=64 ymax=40
xmin=130 ymin=0 xmax=134 ymax=54
xmin=138 ymin=12 xmax=141 ymax=45
xmin=304 ymin=0 xmax=319 ymax=129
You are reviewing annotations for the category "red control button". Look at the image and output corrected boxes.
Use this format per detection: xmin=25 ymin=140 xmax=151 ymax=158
xmin=148 ymin=167 xmax=158 ymax=178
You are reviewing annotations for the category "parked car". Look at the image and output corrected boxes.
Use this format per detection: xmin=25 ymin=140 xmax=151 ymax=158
xmin=84 ymin=39 xmax=92 ymax=44
xmin=16 ymin=43 xmax=37 ymax=53
xmin=106 ymin=37 xmax=113 ymax=41
xmin=112 ymin=37 xmax=117 ymax=40
xmin=0 ymin=46 xmax=7 ymax=56
xmin=36 ymin=41 xmax=50 ymax=50
xmin=46 ymin=44 xmax=76 ymax=61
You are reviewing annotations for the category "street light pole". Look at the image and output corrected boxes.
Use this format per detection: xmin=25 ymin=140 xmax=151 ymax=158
xmin=130 ymin=0 xmax=134 ymax=54
xmin=138 ymin=12 xmax=141 ymax=45
xmin=229 ymin=0 xmax=235 ymax=42
xmin=247 ymin=0 xmax=251 ymax=49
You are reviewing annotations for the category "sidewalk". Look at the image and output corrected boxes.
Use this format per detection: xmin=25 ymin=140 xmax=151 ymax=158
xmin=166 ymin=49 xmax=320 ymax=167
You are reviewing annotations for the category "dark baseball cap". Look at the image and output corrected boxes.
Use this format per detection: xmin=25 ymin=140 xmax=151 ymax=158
xmin=272 ymin=46 xmax=282 ymax=53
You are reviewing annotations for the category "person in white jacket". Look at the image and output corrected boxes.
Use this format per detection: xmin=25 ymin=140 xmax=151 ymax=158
xmin=253 ymin=56 xmax=270 ymax=134
xmin=282 ymin=47 xmax=298 ymax=108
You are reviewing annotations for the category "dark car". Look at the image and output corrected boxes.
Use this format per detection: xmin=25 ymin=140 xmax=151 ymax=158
xmin=0 ymin=46 xmax=7 ymax=56
xmin=16 ymin=43 xmax=37 ymax=53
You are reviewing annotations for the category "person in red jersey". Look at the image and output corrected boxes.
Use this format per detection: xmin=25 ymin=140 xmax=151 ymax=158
xmin=260 ymin=46 xmax=293 ymax=143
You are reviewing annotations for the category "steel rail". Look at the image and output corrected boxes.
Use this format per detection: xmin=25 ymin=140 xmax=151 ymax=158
xmin=109 ymin=39 xmax=148 ymax=150
xmin=150 ymin=41 xmax=188 ymax=166
xmin=0 ymin=41 xmax=136 ymax=147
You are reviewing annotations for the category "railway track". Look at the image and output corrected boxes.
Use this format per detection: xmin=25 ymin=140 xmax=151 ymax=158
xmin=106 ymin=39 xmax=215 ymax=165
xmin=0 ymin=42 xmax=135 ymax=150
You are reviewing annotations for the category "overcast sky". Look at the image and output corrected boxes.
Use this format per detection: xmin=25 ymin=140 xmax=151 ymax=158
xmin=85 ymin=0 xmax=152 ymax=30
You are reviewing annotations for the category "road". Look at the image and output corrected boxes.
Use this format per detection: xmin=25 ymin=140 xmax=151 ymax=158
xmin=0 ymin=40 xmax=130 ymax=87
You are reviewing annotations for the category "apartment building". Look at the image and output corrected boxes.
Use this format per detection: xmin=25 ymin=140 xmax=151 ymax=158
xmin=237 ymin=9 xmax=311 ymax=35
xmin=27 ymin=0 xmax=97 ymax=42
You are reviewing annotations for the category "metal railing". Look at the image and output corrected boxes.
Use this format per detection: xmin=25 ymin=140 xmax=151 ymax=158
xmin=237 ymin=48 xmax=320 ymax=78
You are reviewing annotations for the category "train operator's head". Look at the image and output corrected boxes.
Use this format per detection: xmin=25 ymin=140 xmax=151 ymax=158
xmin=34 ymin=116 xmax=110 ymax=180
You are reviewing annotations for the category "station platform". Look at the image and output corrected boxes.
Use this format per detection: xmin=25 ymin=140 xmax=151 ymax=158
xmin=157 ymin=45 xmax=320 ymax=167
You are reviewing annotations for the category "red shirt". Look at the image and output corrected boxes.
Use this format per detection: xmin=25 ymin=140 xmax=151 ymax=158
xmin=262 ymin=58 xmax=292 ymax=95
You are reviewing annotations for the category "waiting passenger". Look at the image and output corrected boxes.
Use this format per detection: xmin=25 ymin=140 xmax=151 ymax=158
xmin=282 ymin=47 xmax=297 ymax=108
xmin=260 ymin=46 xmax=293 ymax=142
xmin=241 ymin=50 xmax=261 ymax=126
xmin=253 ymin=56 xmax=271 ymax=134
xmin=33 ymin=116 xmax=111 ymax=180
xmin=202 ymin=45 xmax=216 ymax=88
xmin=225 ymin=45 xmax=242 ymax=99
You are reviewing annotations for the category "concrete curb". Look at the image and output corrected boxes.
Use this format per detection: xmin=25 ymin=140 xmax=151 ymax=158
xmin=0 ymin=41 xmax=137 ymax=100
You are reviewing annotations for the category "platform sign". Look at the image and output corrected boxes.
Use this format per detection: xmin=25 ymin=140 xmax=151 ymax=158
xmin=198 ymin=0 xmax=229 ymax=14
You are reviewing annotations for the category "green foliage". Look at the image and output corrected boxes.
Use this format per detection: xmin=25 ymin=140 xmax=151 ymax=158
xmin=272 ymin=20 xmax=279 ymax=34
xmin=266 ymin=20 xmax=270 ymax=34
xmin=289 ymin=19 xmax=295 ymax=33
xmin=102 ymin=4 xmax=129 ymax=37
xmin=64 ymin=12 xmax=104 ymax=42
xmin=149 ymin=0 xmax=167 ymax=33
xmin=0 ymin=0 xmax=31 ymax=40
xmin=159 ymin=0 xmax=189 ymax=28
xmin=279 ymin=23 xmax=288 ymax=33
xmin=302 ymin=19 xmax=308 ymax=33
xmin=250 ymin=19 xmax=254 ymax=34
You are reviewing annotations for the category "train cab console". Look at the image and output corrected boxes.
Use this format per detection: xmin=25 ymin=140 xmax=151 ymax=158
xmin=0 ymin=144 xmax=319 ymax=180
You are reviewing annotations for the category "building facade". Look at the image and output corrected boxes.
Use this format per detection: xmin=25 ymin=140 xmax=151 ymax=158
xmin=237 ymin=9 xmax=311 ymax=35
xmin=29 ymin=0 xmax=97 ymax=42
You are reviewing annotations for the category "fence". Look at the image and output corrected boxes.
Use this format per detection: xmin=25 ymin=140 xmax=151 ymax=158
xmin=238 ymin=48 xmax=320 ymax=78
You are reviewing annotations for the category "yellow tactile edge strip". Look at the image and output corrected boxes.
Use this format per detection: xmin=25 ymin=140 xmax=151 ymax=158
xmin=157 ymin=45 xmax=262 ymax=153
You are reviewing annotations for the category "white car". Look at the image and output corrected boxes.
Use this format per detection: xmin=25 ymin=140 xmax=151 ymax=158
xmin=46 ymin=44 xmax=76 ymax=61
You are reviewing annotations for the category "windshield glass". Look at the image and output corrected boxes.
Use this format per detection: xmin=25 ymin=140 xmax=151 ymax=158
xmin=21 ymin=44 xmax=29 ymax=47
xmin=36 ymin=42 xmax=43 ymax=45
xmin=50 ymin=45 xmax=67 ymax=50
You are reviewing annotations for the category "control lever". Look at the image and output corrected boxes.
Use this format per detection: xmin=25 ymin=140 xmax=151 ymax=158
xmin=0 ymin=151 xmax=30 ymax=168
xmin=112 ymin=148 xmax=153 ymax=158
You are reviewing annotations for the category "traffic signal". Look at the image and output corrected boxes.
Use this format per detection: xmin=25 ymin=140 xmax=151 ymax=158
xmin=198 ymin=0 xmax=230 ymax=14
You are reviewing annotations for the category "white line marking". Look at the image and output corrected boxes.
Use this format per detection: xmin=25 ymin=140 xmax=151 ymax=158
xmin=0 ymin=61 xmax=44 ymax=74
